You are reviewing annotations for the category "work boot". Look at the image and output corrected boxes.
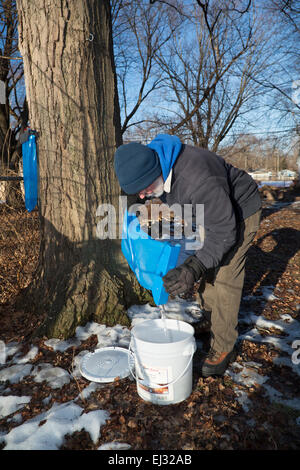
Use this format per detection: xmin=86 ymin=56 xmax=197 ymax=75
xmin=201 ymin=348 xmax=237 ymax=378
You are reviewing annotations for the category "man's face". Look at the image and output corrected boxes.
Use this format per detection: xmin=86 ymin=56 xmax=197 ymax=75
xmin=138 ymin=175 xmax=164 ymax=199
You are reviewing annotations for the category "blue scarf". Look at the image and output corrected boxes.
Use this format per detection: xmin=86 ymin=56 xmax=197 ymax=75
xmin=147 ymin=134 xmax=182 ymax=181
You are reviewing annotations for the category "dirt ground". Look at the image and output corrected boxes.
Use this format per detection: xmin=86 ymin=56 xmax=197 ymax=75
xmin=0 ymin=183 xmax=300 ymax=450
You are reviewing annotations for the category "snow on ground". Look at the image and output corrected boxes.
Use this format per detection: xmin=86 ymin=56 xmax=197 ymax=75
xmin=0 ymin=289 xmax=299 ymax=449
xmin=3 ymin=401 xmax=109 ymax=450
xmin=0 ymin=396 xmax=31 ymax=419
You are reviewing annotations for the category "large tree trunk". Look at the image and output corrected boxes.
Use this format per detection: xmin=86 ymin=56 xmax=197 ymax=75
xmin=16 ymin=0 xmax=151 ymax=339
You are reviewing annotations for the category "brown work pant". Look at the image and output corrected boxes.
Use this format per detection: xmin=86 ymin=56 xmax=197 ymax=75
xmin=197 ymin=209 xmax=261 ymax=353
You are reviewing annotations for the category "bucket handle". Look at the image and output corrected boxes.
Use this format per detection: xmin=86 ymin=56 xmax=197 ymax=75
xmin=128 ymin=340 xmax=196 ymax=388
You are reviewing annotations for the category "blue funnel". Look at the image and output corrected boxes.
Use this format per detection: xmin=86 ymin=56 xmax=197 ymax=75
xmin=121 ymin=211 xmax=181 ymax=305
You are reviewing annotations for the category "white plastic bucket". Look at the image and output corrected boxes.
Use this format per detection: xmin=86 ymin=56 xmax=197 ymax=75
xmin=129 ymin=318 xmax=196 ymax=405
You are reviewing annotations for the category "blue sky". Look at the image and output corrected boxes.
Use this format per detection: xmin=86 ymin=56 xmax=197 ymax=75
xmin=115 ymin=0 xmax=299 ymax=149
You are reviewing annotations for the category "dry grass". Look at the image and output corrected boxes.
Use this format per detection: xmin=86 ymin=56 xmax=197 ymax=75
xmin=0 ymin=204 xmax=40 ymax=305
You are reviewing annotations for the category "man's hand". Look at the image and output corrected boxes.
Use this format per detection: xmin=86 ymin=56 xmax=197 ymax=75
xmin=162 ymin=255 xmax=206 ymax=296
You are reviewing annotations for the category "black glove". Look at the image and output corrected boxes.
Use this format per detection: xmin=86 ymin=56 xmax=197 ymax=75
xmin=162 ymin=255 xmax=206 ymax=296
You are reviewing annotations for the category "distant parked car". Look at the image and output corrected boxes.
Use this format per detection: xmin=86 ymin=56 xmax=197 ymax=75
xmin=248 ymin=169 xmax=272 ymax=180
xmin=278 ymin=169 xmax=297 ymax=178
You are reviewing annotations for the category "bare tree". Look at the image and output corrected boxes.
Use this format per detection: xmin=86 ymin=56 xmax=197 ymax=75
xmin=269 ymin=0 xmax=299 ymax=32
xmin=116 ymin=0 xmax=298 ymax=157
xmin=250 ymin=0 xmax=300 ymax=123
xmin=112 ymin=0 xmax=183 ymax=135
xmin=148 ymin=0 xmax=270 ymax=151
xmin=16 ymin=0 xmax=151 ymax=339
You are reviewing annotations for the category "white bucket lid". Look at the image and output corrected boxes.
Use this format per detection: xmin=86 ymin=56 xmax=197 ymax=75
xmin=79 ymin=346 xmax=133 ymax=383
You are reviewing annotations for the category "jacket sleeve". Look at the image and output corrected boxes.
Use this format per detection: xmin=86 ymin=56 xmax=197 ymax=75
xmin=190 ymin=175 xmax=237 ymax=270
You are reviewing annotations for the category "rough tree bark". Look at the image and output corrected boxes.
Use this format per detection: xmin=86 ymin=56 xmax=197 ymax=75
xmin=16 ymin=0 xmax=151 ymax=339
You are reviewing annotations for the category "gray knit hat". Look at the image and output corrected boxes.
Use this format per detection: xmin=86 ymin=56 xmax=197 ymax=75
xmin=114 ymin=142 xmax=161 ymax=194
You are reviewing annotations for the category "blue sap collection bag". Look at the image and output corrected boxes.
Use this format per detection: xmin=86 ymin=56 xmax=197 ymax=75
xmin=22 ymin=132 xmax=38 ymax=212
xmin=121 ymin=210 xmax=181 ymax=306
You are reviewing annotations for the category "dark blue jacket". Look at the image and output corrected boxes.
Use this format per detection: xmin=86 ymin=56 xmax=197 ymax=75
xmin=161 ymin=144 xmax=261 ymax=270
